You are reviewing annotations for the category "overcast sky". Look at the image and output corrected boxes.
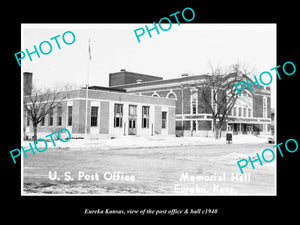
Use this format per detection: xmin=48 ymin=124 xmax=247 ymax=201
xmin=21 ymin=23 xmax=276 ymax=107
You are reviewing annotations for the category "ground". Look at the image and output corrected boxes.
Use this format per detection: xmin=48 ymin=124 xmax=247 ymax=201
xmin=22 ymin=135 xmax=275 ymax=195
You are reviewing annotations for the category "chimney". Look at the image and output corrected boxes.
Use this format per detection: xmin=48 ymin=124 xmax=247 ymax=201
xmin=120 ymin=69 xmax=126 ymax=72
xmin=23 ymin=72 xmax=33 ymax=96
xmin=181 ymin=73 xmax=189 ymax=77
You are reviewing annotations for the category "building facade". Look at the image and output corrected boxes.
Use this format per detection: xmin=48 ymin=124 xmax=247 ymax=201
xmin=109 ymin=70 xmax=272 ymax=137
xmin=23 ymin=73 xmax=176 ymax=139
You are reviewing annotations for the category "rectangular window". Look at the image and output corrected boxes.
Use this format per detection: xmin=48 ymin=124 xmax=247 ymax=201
xmin=243 ymin=108 xmax=246 ymax=117
xmin=162 ymin=111 xmax=167 ymax=129
xmin=40 ymin=108 xmax=45 ymax=126
xmin=129 ymin=120 xmax=136 ymax=129
xmin=213 ymin=103 xmax=217 ymax=114
xmin=129 ymin=105 xmax=137 ymax=117
xmin=57 ymin=106 xmax=62 ymax=126
xmin=26 ymin=110 xmax=30 ymax=126
xmin=67 ymin=106 xmax=72 ymax=126
xmin=191 ymin=90 xmax=197 ymax=114
xmin=142 ymin=106 xmax=150 ymax=128
xmin=192 ymin=120 xmax=197 ymax=131
xmin=211 ymin=89 xmax=218 ymax=114
xmin=248 ymin=108 xmax=251 ymax=117
xmin=91 ymin=106 xmax=99 ymax=127
xmin=48 ymin=108 xmax=53 ymax=126
xmin=114 ymin=104 xmax=123 ymax=128
xmin=233 ymin=107 xmax=236 ymax=116
xmin=41 ymin=117 xmax=45 ymax=126
xmin=238 ymin=107 xmax=242 ymax=117
xmin=263 ymin=97 xmax=267 ymax=118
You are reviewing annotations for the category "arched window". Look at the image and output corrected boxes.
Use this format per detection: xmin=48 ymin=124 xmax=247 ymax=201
xmin=166 ymin=91 xmax=177 ymax=99
xmin=152 ymin=92 xmax=160 ymax=97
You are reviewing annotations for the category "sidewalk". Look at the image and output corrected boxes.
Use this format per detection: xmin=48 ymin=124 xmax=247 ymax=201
xmin=21 ymin=134 xmax=269 ymax=150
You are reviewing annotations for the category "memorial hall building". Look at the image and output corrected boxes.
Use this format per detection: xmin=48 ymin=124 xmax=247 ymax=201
xmin=109 ymin=69 xmax=272 ymax=137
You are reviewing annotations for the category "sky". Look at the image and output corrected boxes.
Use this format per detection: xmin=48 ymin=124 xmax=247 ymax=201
xmin=21 ymin=23 xmax=276 ymax=107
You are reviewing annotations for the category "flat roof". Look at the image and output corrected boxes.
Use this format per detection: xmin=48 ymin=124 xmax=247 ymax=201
xmin=110 ymin=74 xmax=209 ymax=89
xmin=110 ymin=73 xmax=271 ymax=95
xmin=82 ymin=85 xmax=126 ymax=93
xmin=109 ymin=70 xmax=163 ymax=80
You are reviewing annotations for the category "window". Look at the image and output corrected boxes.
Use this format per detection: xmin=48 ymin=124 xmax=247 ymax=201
xmin=26 ymin=115 xmax=30 ymax=126
xmin=67 ymin=106 xmax=72 ymax=126
xmin=114 ymin=104 xmax=123 ymax=128
xmin=129 ymin=119 xmax=136 ymax=129
xmin=238 ymin=107 xmax=242 ymax=117
xmin=57 ymin=106 xmax=62 ymax=126
xmin=233 ymin=107 xmax=236 ymax=116
xmin=192 ymin=120 xmax=197 ymax=131
xmin=248 ymin=108 xmax=251 ymax=117
xmin=213 ymin=103 xmax=217 ymax=114
xmin=39 ymin=108 xmax=45 ymax=126
xmin=243 ymin=108 xmax=246 ymax=117
xmin=263 ymin=97 xmax=267 ymax=118
xmin=142 ymin=106 xmax=150 ymax=128
xmin=211 ymin=89 xmax=217 ymax=114
xmin=162 ymin=111 xmax=167 ymax=129
xmin=41 ymin=117 xmax=45 ymax=126
xmin=48 ymin=108 xmax=53 ymax=126
xmin=129 ymin=105 xmax=137 ymax=117
xmin=167 ymin=92 xmax=177 ymax=99
xmin=91 ymin=106 xmax=99 ymax=127
xmin=191 ymin=90 xmax=197 ymax=114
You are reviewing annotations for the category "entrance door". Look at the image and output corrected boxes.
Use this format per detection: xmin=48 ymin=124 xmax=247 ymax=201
xmin=242 ymin=124 xmax=247 ymax=134
xmin=233 ymin=124 xmax=238 ymax=135
xmin=246 ymin=124 xmax=253 ymax=134
xmin=128 ymin=105 xmax=137 ymax=135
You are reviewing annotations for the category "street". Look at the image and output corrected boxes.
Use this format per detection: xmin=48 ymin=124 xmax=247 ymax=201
xmin=23 ymin=143 xmax=275 ymax=195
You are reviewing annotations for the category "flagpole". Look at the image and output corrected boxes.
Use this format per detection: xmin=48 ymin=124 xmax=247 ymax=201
xmin=84 ymin=39 xmax=91 ymax=139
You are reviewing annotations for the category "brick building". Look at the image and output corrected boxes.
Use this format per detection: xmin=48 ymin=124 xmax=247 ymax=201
xmin=109 ymin=70 xmax=272 ymax=137
xmin=23 ymin=73 xmax=176 ymax=139
xmin=109 ymin=69 xmax=163 ymax=86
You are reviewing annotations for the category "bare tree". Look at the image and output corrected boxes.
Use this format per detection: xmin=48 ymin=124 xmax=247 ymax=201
xmin=192 ymin=62 xmax=254 ymax=139
xmin=52 ymin=81 xmax=82 ymax=91
xmin=23 ymin=86 xmax=70 ymax=141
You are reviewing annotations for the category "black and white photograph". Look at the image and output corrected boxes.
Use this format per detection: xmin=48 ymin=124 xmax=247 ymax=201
xmin=3 ymin=2 xmax=299 ymax=220
xmin=21 ymin=23 xmax=276 ymax=195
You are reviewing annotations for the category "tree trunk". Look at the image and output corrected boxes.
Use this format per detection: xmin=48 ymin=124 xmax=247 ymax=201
xmin=33 ymin=123 xmax=38 ymax=142
xmin=212 ymin=118 xmax=222 ymax=139
xmin=214 ymin=128 xmax=222 ymax=139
